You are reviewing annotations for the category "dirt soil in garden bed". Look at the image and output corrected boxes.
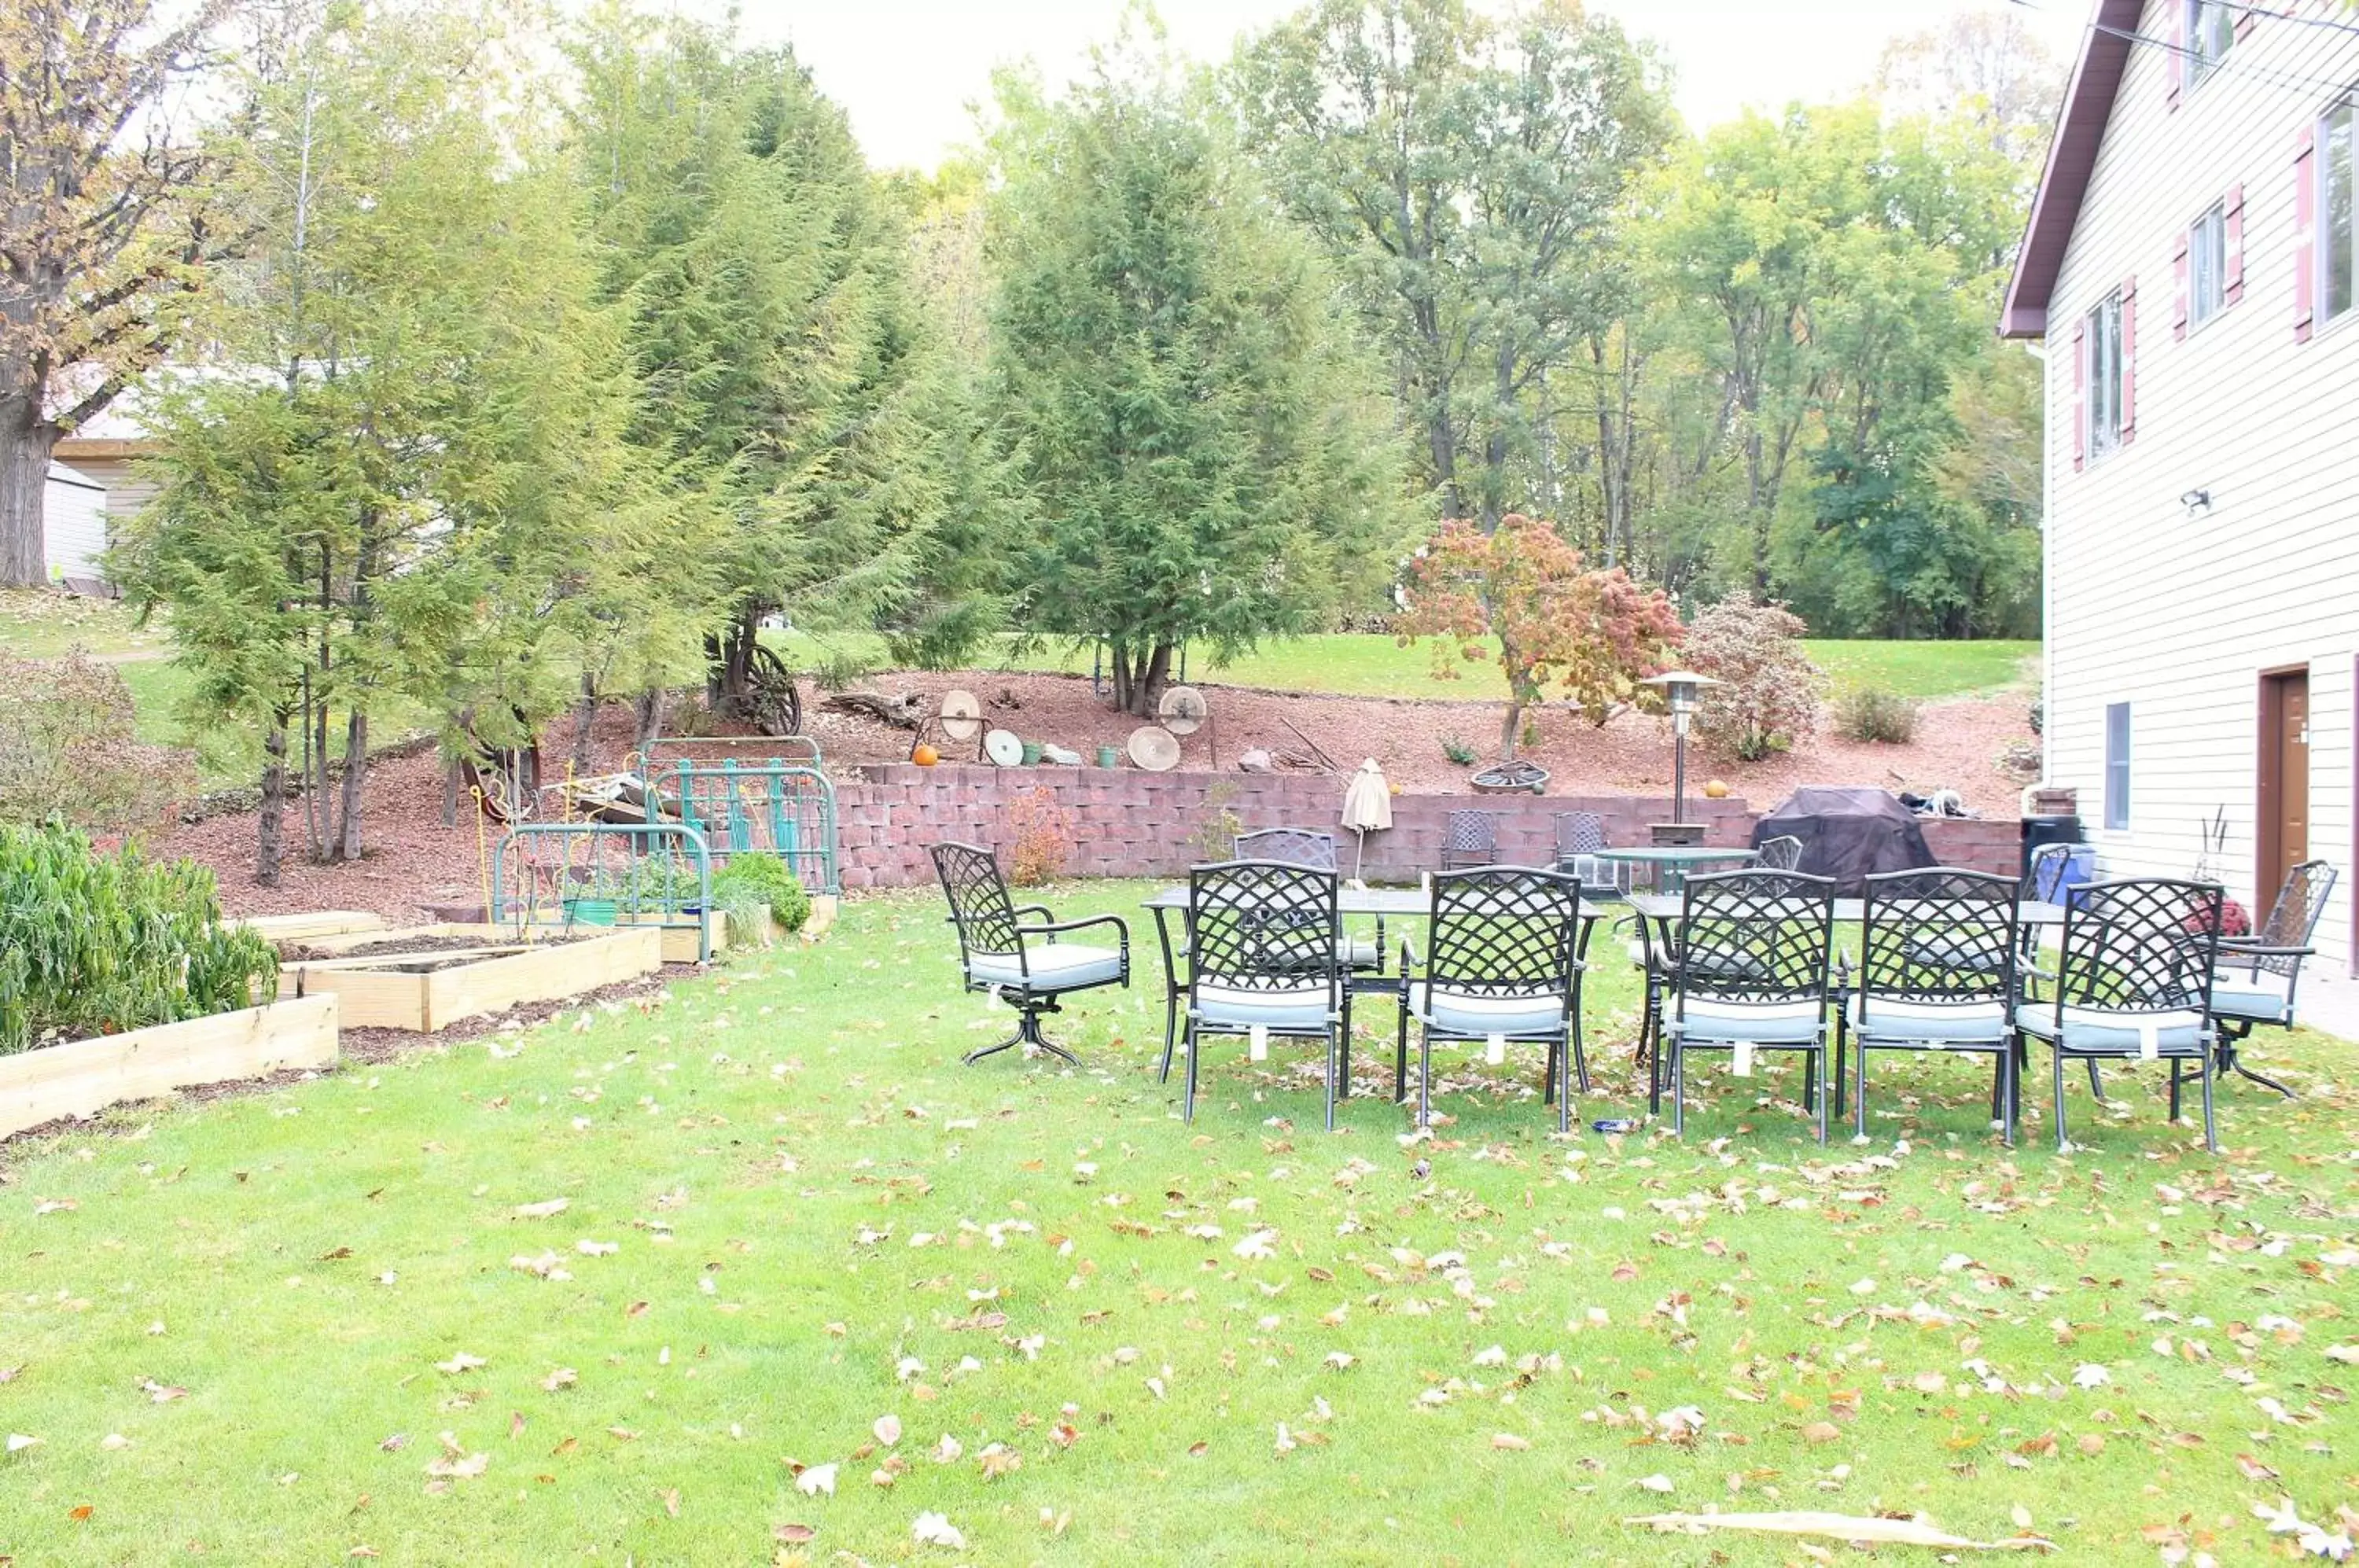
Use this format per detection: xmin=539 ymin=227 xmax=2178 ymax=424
xmin=282 ymin=933 xmax=587 ymax=964
xmin=156 ymin=673 xmax=2037 ymax=921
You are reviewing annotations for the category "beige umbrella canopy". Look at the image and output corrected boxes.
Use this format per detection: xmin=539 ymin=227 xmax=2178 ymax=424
xmin=1340 ymin=759 xmax=1392 ymax=879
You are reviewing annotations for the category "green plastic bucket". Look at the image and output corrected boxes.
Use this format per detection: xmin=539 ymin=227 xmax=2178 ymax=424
xmin=1021 ymin=741 xmax=1043 ymax=765
xmin=1096 ymin=745 xmax=1120 ymax=768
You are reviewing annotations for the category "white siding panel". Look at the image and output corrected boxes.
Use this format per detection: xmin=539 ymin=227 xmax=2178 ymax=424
xmin=2047 ymin=4 xmax=2359 ymax=970
xmin=42 ymin=463 xmax=107 ymax=583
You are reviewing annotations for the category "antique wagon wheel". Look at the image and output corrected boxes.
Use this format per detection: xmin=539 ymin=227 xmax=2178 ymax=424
xmin=745 ymin=642 xmax=804 ymax=737
xmin=465 ymin=738 xmax=543 ymax=823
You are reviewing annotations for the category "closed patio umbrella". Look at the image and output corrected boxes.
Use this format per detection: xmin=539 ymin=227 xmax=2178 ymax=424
xmin=1340 ymin=759 xmax=1393 ymax=880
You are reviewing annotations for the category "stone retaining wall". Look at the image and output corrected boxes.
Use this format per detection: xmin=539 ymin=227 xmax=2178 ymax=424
xmin=830 ymin=764 xmax=2023 ymax=889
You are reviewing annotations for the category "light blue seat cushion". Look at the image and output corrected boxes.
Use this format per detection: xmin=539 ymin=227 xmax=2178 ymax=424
xmin=1666 ymin=997 xmax=1824 ymax=1044
xmin=967 ymin=944 xmax=1124 ymax=991
xmin=1847 ymin=996 xmax=2008 ymax=1044
xmin=2209 ymin=968 xmax=2292 ymax=1022
xmin=1192 ymin=983 xmax=1334 ymax=1031
xmin=2014 ymin=1004 xmax=2207 ymax=1055
xmin=1407 ymin=984 xmax=1566 ymax=1036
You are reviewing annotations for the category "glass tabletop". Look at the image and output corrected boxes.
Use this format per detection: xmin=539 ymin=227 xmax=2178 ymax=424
xmin=1592 ymin=847 xmax=1759 ymax=864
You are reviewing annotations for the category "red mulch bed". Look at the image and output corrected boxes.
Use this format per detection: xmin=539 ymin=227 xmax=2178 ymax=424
xmin=160 ymin=672 xmax=2036 ymax=922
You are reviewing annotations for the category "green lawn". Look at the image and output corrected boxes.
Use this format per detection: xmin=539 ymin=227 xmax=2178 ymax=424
xmin=773 ymin=631 xmax=2041 ymax=704
xmin=0 ymin=587 xmax=162 ymax=661
xmin=2 ymin=882 xmax=2347 ymax=1564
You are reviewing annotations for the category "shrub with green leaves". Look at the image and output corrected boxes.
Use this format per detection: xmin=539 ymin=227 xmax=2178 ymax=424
xmin=1834 ymin=685 xmax=1919 ymax=745
xmin=0 ymin=653 xmax=198 ymax=833
xmin=0 ymin=823 xmax=281 ymax=1052
xmin=709 ymin=852 xmax=811 ymax=937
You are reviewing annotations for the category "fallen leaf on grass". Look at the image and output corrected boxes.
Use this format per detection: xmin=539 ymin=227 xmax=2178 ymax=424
xmin=775 ymin=1522 xmax=815 ymax=1544
xmin=1800 ymin=1422 xmax=1841 ymax=1445
xmin=140 ymin=1380 xmax=186 ymax=1404
xmin=540 ymin=1368 xmax=577 ymax=1392
xmin=512 ymin=1198 xmax=569 ymax=1219
xmin=873 ymin=1415 xmax=901 ymax=1446
xmin=1233 ymin=1229 xmax=1279 ymax=1261
xmin=794 ymin=1463 xmax=837 ymax=1497
xmin=913 ymin=1511 xmax=966 ymax=1550
xmin=434 ymin=1353 xmax=486 ymax=1375
xmin=6 ymin=1434 xmax=39 ymax=1454
xmin=576 ymin=1239 xmax=618 ymax=1257
xmin=1625 ymin=1511 xmax=2053 ymax=1551
xmin=69 ymin=1504 xmax=93 ymax=1522
xmin=1492 ymin=1434 xmax=1532 ymax=1451
xmin=660 ymin=1488 xmax=679 ymax=1518
xmin=424 ymin=1434 xmax=488 ymax=1481
xmin=1636 ymin=1475 xmax=1674 ymax=1493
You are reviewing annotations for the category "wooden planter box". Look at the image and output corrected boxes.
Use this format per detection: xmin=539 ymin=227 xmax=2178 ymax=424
xmin=282 ymin=926 xmax=663 ymax=1032
xmin=238 ymin=910 xmax=388 ymax=943
xmin=0 ymin=995 xmax=341 ymax=1140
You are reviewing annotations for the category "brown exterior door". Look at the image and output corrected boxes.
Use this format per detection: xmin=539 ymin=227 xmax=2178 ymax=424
xmin=2258 ymin=668 xmax=2310 ymax=910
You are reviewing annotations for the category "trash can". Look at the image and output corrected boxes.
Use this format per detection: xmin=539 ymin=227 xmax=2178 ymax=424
xmin=2027 ymin=843 xmax=2098 ymax=907
xmin=2019 ymin=814 xmax=2083 ymax=878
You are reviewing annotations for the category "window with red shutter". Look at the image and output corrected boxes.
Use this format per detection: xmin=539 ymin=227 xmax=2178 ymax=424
xmin=2224 ymin=184 xmax=2245 ymax=306
xmin=2119 ymin=277 xmax=2137 ymax=446
xmin=2072 ymin=318 xmax=2086 ymax=473
xmin=2297 ymin=125 xmax=2317 ymax=341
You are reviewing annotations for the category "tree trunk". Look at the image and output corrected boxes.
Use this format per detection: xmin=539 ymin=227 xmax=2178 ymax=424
xmin=632 ymin=687 xmax=665 ymax=757
xmin=1113 ymin=641 xmax=1173 ymax=719
xmin=335 ymin=709 xmax=368 ymax=861
xmin=441 ymin=752 xmax=461 ymax=827
xmin=0 ymin=396 xmax=54 ymax=587
xmin=1498 ymin=698 xmax=1523 ymax=762
xmin=257 ymin=716 xmax=289 ymax=887
xmin=569 ymin=673 xmax=598 ymax=775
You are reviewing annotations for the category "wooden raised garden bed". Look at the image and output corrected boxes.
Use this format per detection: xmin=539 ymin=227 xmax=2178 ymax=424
xmin=281 ymin=926 xmax=663 ymax=1032
xmin=1 ymin=994 xmax=341 ymax=1141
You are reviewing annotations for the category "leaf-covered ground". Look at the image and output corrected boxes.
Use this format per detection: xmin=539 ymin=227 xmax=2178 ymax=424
xmin=2 ymin=882 xmax=2353 ymax=1565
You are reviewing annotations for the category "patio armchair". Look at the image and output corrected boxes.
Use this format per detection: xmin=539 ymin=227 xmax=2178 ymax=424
xmin=2014 ymin=878 xmax=2224 ymax=1153
xmin=1756 ymin=834 xmax=1805 ymax=872
xmin=1552 ymin=812 xmax=1626 ymax=893
xmin=1393 ymin=867 xmax=1588 ymax=1132
xmin=930 ymin=842 xmax=1129 ymax=1066
xmin=1235 ymin=827 xmax=1386 ymax=981
xmin=1842 ymin=869 xmax=2022 ymax=1143
xmin=1441 ymin=810 xmax=1502 ymax=873
xmin=1179 ymin=860 xmax=1349 ymax=1129
xmin=1662 ymin=869 xmax=1838 ymax=1141
xmin=2210 ymin=859 xmax=2336 ymax=1095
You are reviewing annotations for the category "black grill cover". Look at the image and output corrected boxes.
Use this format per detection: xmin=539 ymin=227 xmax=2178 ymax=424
xmin=1751 ymin=786 xmax=1935 ymax=895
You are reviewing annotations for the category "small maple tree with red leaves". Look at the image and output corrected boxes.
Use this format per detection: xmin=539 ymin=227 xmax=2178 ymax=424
xmin=1397 ymin=513 xmax=1684 ymax=760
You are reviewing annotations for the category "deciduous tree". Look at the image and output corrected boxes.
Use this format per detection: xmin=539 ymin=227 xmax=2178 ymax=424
xmin=1397 ymin=512 xmax=1680 ymax=758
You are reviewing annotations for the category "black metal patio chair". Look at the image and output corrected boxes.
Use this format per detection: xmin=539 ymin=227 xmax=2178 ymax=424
xmin=1394 ymin=867 xmax=1588 ymax=1132
xmin=2210 ymin=859 xmax=2336 ymax=1095
xmin=1441 ymin=810 xmax=1501 ymax=873
xmin=1235 ymin=827 xmax=1386 ymax=981
xmin=1756 ymin=834 xmax=1805 ymax=871
xmin=1551 ymin=811 xmax=1624 ymax=893
xmin=930 ymin=842 xmax=1129 ymax=1066
xmin=2014 ymin=877 xmax=2224 ymax=1153
xmin=1179 ymin=860 xmax=1348 ymax=1129
xmin=1842 ymin=868 xmax=2022 ymax=1143
xmin=1662 ymin=869 xmax=1838 ymax=1142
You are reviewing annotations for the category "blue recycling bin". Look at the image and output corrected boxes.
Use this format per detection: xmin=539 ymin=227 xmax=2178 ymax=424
xmin=2032 ymin=844 xmax=2098 ymax=907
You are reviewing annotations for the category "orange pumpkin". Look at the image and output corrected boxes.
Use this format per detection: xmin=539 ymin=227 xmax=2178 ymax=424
xmin=912 ymin=742 xmax=941 ymax=767
xmin=1702 ymin=778 xmax=1730 ymax=799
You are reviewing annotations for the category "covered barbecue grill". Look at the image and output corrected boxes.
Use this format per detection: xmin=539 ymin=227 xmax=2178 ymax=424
xmin=1750 ymin=786 xmax=1935 ymax=895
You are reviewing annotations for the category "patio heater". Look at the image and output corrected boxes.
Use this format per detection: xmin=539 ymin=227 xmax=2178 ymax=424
xmin=1640 ymin=670 xmax=1722 ymax=847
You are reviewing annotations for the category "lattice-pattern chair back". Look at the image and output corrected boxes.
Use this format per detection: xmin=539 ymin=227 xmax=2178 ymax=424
xmin=1426 ymin=868 xmax=1584 ymax=997
xmin=1552 ymin=812 xmax=1606 ymax=858
xmin=1444 ymin=810 xmax=1500 ymax=858
xmin=2019 ymin=841 xmax=2074 ymax=904
xmin=1674 ymin=870 xmax=1835 ymax=1003
xmin=1233 ymin=828 xmax=1340 ymax=870
xmin=2251 ymin=860 xmax=2337 ymax=979
xmin=931 ymin=841 xmax=1022 ymax=961
xmin=1860 ymin=868 xmax=2019 ymax=1004
xmin=2055 ymin=878 xmax=2222 ymax=1014
xmin=1757 ymin=835 xmax=1804 ymax=872
xmin=1186 ymin=861 xmax=1341 ymax=992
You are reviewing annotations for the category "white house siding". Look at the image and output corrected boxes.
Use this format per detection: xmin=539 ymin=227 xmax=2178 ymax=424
xmin=42 ymin=462 xmax=109 ymax=582
xmin=2046 ymin=4 xmax=2359 ymax=970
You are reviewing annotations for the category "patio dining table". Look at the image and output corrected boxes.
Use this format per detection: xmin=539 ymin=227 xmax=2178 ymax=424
xmin=1624 ymin=893 xmax=2070 ymax=928
xmin=1593 ymin=845 xmax=1758 ymax=892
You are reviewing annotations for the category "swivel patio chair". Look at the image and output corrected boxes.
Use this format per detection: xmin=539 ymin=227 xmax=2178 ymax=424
xmin=1842 ymin=868 xmax=2022 ymax=1143
xmin=1179 ymin=860 xmax=1348 ymax=1129
xmin=1662 ymin=870 xmax=1838 ymax=1141
xmin=1394 ymin=867 xmax=1589 ymax=1132
xmin=2014 ymin=878 xmax=2224 ymax=1153
xmin=930 ymin=842 xmax=1130 ymax=1066
xmin=2210 ymin=859 xmax=2336 ymax=1095
xmin=1441 ymin=810 xmax=1502 ymax=873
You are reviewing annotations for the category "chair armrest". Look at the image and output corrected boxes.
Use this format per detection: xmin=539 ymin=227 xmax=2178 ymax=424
xmin=2217 ymin=940 xmax=2314 ymax=957
xmin=1022 ymin=913 xmax=1130 ymax=945
xmin=1011 ymin=904 xmax=1054 ymax=923
xmin=1397 ymin=935 xmax=1422 ymax=972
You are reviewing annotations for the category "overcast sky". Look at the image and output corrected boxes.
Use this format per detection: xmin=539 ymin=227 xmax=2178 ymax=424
xmin=716 ymin=0 xmax=2089 ymax=172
